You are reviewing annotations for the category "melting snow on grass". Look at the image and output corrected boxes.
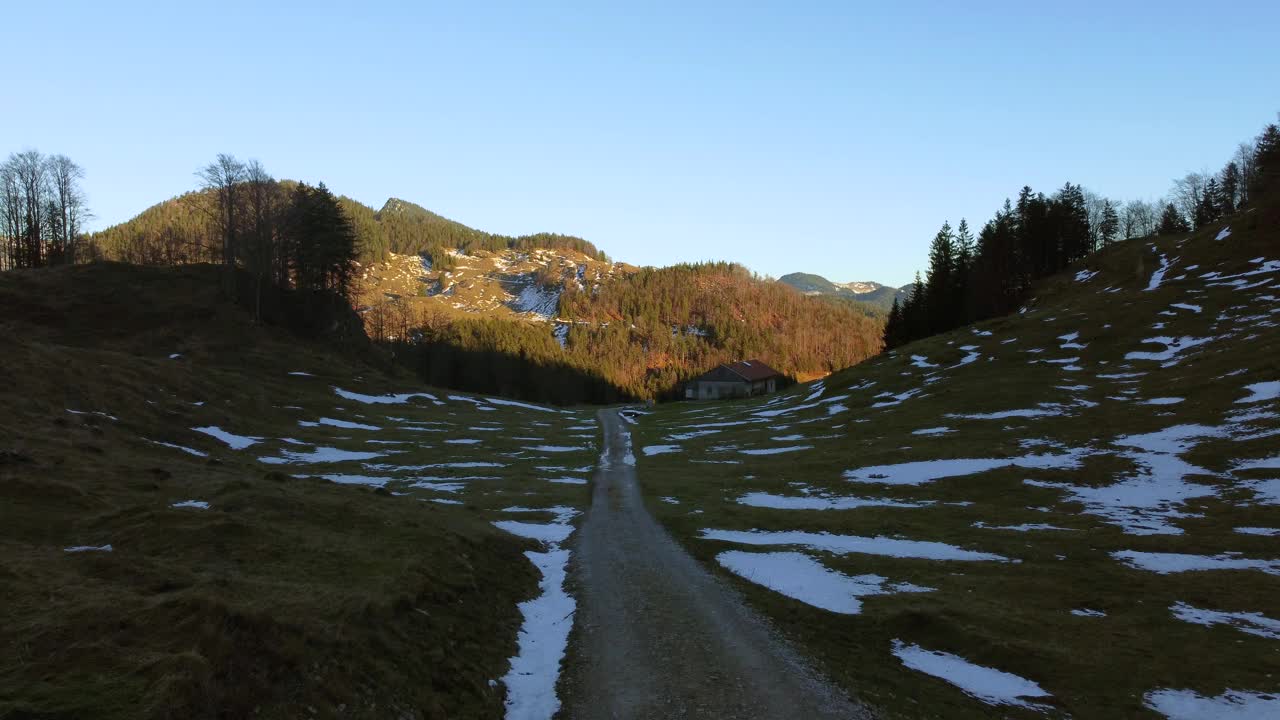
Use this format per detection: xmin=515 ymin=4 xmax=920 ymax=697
xmin=1112 ymin=550 xmax=1280 ymax=576
xmin=1025 ymin=424 xmax=1223 ymax=535
xmin=64 ymin=544 xmax=113 ymax=553
xmin=493 ymin=507 xmax=578 ymax=720
xmin=1236 ymin=381 xmax=1280 ymax=404
xmin=947 ymin=405 xmax=1069 ymax=420
xmin=333 ymin=386 xmax=437 ymax=404
xmin=485 ymin=397 xmax=559 ymax=413
xmin=912 ymin=427 xmax=953 ymax=436
xmin=844 ymin=450 xmax=1086 ymax=486
xmin=1235 ymin=527 xmax=1280 ymax=536
xmin=890 ymin=640 xmax=1052 ymax=710
xmin=1144 ymin=688 xmax=1280 ymax=719
xmin=146 ymin=439 xmax=208 ymax=457
xmin=740 ymin=445 xmax=812 ymax=456
xmin=300 ymin=417 xmax=381 ymax=431
xmin=1169 ymin=601 xmax=1280 ymax=640
xmin=699 ymin=528 xmax=1008 ymax=561
xmin=871 ymin=389 xmax=923 ymax=408
xmin=1125 ymin=336 xmax=1215 ymax=366
xmin=972 ymin=522 xmax=1072 ymax=532
xmin=642 ymin=444 xmax=681 ymax=456
xmin=171 ymin=500 xmax=210 ymax=510
xmin=1146 ymin=252 xmax=1175 ymax=292
xmin=529 ymin=445 xmax=586 ymax=453
xmin=258 ymin=447 xmax=386 ymax=464
xmin=716 ymin=551 xmax=931 ymax=614
xmin=737 ymin=492 xmax=929 ymax=511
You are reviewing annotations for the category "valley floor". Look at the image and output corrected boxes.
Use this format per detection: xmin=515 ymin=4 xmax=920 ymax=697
xmin=5 ymin=198 xmax=1280 ymax=719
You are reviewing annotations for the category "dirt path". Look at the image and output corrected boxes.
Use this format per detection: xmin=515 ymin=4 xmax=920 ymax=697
xmin=559 ymin=409 xmax=872 ymax=719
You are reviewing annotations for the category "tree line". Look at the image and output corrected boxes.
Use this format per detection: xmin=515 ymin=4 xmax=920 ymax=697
xmin=189 ymin=154 xmax=359 ymax=322
xmin=1 ymin=150 xmax=90 ymax=270
xmin=885 ymin=118 xmax=1280 ymax=348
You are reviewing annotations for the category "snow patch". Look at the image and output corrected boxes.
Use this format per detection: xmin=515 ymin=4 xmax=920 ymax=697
xmin=700 ymin=528 xmax=1008 ymax=562
xmin=1170 ymin=601 xmax=1280 ymax=640
xmin=717 ymin=551 xmax=931 ymax=614
xmin=1112 ymin=550 xmax=1280 ymax=576
xmin=891 ymin=641 xmax=1052 ymax=710
xmin=844 ymin=451 xmax=1086 ymax=486
xmin=1145 ymin=688 xmax=1280 ymax=719
xmin=333 ymin=386 xmax=437 ymax=404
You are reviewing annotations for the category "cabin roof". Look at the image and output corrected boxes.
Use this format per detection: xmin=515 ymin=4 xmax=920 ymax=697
xmin=693 ymin=359 xmax=781 ymax=383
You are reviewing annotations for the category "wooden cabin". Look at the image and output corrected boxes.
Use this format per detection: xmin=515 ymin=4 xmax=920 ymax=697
xmin=684 ymin=360 xmax=782 ymax=400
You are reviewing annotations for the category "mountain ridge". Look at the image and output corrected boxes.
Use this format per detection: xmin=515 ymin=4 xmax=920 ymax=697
xmin=85 ymin=186 xmax=887 ymax=400
xmin=777 ymin=271 xmax=913 ymax=312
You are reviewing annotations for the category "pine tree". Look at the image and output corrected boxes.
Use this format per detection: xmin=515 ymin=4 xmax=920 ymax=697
xmin=1220 ymin=162 xmax=1241 ymax=213
xmin=952 ymin=218 xmax=975 ymax=326
xmin=1193 ymin=178 xmax=1221 ymax=229
xmin=923 ymin=221 xmax=955 ymax=334
xmin=1252 ymin=123 xmax=1280 ymax=197
xmin=904 ymin=271 xmax=928 ymax=341
xmin=1157 ymin=203 xmax=1188 ymax=235
xmin=1099 ymin=199 xmax=1120 ymax=247
xmin=884 ymin=297 xmax=903 ymax=349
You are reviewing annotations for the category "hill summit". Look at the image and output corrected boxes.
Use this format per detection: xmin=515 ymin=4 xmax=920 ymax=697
xmin=778 ymin=271 xmax=911 ymax=311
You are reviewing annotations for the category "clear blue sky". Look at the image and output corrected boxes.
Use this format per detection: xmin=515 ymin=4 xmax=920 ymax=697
xmin=3 ymin=1 xmax=1277 ymax=286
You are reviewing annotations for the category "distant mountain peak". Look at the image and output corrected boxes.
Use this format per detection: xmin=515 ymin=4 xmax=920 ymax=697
xmin=778 ymin=272 xmax=910 ymax=313
xmin=377 ymin=197 xmax=436 ymax=218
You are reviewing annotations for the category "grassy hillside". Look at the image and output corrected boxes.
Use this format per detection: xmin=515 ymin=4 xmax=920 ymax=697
xmin=628 ymin=194 xmax=1280 ymax=717
xmin=0 ymin=264 xmax=598 ymax=719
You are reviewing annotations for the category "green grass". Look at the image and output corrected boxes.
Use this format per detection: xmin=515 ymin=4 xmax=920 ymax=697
xmin=630 ymin=198 xmax=1280 ymax=718
xmin=0 ymin=264 xmax=598 ymax=719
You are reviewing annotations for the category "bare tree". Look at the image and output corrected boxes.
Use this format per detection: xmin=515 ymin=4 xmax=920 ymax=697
xmin=0 ymin=157 xmax=21 ymax=270
xmin=197 ymin=154 xmax=246 ymax=295
xmin=242 ymin=159 xmax=281 ymax=321
xmin=1122 ymin=199 xmax=1157 ymax=239
xmin=1170 ymin=172 xmax=1208 ymax=224
xmin=46 ymin=154 xmax=89 ymax=264
xmin=0 ymin=151 xmax=56 ymax=269
xmin=1234 ymin=141 xmax=1257 ymax=207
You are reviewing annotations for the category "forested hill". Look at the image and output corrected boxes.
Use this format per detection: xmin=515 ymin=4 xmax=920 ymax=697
xmin=86 ymin=187 xmax=609 ymax=268
xmin=373 ymin=258 xmax=884 ymax=401
xmin=553 ymin=262 xmax=885 ymax=396
xmin=777 ymin=272 xmax=911 ymax=313
xmin=80 ymin=176 xmax=885 ymax=401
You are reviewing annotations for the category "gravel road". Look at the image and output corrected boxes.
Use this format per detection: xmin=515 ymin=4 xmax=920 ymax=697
xmin=558 ymin=408 xmax=873 ymax=719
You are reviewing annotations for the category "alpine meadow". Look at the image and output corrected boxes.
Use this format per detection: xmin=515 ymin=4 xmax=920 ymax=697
xmin=3 ymin=3 xmax=1279 ymax=720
